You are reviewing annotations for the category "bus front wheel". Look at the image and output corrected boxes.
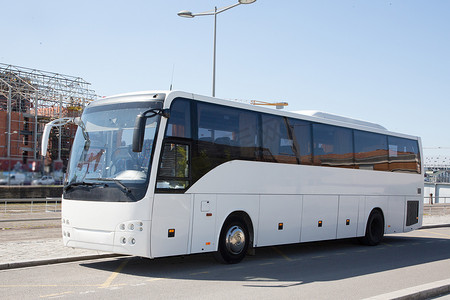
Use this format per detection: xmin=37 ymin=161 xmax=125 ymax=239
xmin=360 ymin=209 xmax=384 ymax=246
xmin=215 ymin=217 xmax=249 ymax=264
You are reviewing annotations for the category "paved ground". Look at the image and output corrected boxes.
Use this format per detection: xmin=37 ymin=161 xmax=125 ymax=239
xmin=1 ymin=204 xmax=450 ymax=299
xmin=0 ymin=209 xmax=115 ymax=268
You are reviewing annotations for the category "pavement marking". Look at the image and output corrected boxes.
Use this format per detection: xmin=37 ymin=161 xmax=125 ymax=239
xmin=271 ymin=247 xmax=292 ymax=261
xmin=382 ymin=242 xmax=393 ymax=247
xmin=40 ymin=291 xmax=74 ymax=298
xmin=189 ymin=271 xmax=210 ymax=276
xmin=99 ymin=258 xmax=129 ymax=289
xmin=146 ymin=278 xmax=163 ymax=282
xmin=259 ymin=262 xmax=275 ymax=266
xmin=130 ymin=283 xmax=146 ymax=286
xmin=79 ymin=290 xmax=96 ymax=295
xmin=226 ymin=266 xmax=244 ymax=271
xmin=311 ymin=255 xmax=325 ymax=259
xmin=427 ymin=230 xmax=450 ymax=238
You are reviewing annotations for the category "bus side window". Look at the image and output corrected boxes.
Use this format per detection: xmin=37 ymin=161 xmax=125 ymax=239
xmin=354 ymin=131 xmax=388 ymax=171
xmin=388 ymin=136 xmax=421 ymax=173
xmin=288 ymin=118 xmax=312 ymax=165
xmin=156 ymin=143 xmax=190 ymax=190
xmin=166 ymin=99 xmax=191 ymax=139
xmin=312 ymin=124 xmax=353 ymax=168
xmin=261 ymin=114 xmax=297 ymax=164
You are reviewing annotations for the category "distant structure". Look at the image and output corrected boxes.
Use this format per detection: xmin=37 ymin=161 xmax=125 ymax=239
xmin=424 ymin=155 xmax=450 ymax=183
xmin=0 ymin=63 xmax=96 ymax=174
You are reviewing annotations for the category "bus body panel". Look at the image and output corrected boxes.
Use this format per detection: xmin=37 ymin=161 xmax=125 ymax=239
xmin=336 ymin=196 xmax=361 ymax=239
xmin=301 ymin=195 xmax=339 ymax=243
xmin=191 ymin=194 xmax=217 ymax=254
xmin=187 ymin=161 xmax=422 ymax=197
xmin=62 ymin=199 xmax=151 ymax=257
xmin=257 ymin=195 xmax=302 ymax=247
xmin=386 ymin=196 xmax=406 ymax=234
xmin=150 ymin=193 xmax=192 ymax=258
xmin=184 ymin=160 xmax=422 ymax=249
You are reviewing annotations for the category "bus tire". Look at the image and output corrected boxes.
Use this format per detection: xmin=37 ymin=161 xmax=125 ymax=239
xmin=214 ymin=217 xmax=249 ymax=264
xmin=360 ymin=209 xmax=384 ymax=246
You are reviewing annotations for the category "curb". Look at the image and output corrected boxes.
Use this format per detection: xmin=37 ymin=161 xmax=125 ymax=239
xmin=420 ymin=223 xmax=450 ymax=229
xmin=0 ymin=254 xmax=124 ymax=271
xmin=365 ymin=278 xmax=450 ymax=300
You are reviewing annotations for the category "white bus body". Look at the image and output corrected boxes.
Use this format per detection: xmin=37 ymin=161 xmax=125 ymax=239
xmin=59 ymin=91 xmax=423 ymax=263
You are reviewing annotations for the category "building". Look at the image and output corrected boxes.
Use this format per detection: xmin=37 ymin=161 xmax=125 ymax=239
xmin=0 ymin=63 xmax=96 ymax=181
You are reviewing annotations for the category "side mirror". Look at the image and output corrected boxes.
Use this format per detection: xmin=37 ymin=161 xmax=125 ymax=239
xmin=73 ymin=117 xmax=82 ymax=126
xmin=132 ymin=108 xmax=170 ymax=153
xmin=41 ymin=123 xmax=53 ymax=157
xmin=132 ymin=114 xmax=147 ymax=152
xmin=41 ymin=117 xmax=80 ymax=157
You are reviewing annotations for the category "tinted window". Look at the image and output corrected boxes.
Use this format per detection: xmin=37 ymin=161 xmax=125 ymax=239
xmin=159 ymin=98 xmax=422 ymax=193
xmin=354 ymin=131 xmax=388 ymax=171
xmin=157 ymin=143 xmax=190 ymax=190
xmin=261 ymin=115 xmax=297 ymax=164
xmin=166 ymin=99 xmax=191 ymax=138
xmin=312 ymin=124 xmax=354 ymax=168
xmin=388 ymin=136 xmax=421 ymax=173
xmin=288 ymin=118 xmax=312 ymax=165
xmin=192 ymin=102 xmax=259 ymax=183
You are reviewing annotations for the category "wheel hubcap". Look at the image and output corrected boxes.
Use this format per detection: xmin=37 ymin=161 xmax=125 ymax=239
xmin=225 ymin=225 xmax=246 ymax=255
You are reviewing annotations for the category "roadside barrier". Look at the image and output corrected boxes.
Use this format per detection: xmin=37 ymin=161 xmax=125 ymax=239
xmin=1 ymin=198 xmax=61 ymax=214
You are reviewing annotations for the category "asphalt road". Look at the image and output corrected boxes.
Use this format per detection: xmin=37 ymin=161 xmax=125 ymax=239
xmin=1 ymin=227 xmax=449 ymax=300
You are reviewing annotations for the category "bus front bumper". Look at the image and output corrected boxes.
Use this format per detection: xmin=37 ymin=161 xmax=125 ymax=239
xmin=62 ymin=219 xmax=151 ymax=257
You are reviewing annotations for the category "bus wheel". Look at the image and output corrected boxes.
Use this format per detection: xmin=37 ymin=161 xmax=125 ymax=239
xmin=360 ymin=210 xmax=384 ymax=246
xmin=215 ymin=217 xmax=249 ymax=264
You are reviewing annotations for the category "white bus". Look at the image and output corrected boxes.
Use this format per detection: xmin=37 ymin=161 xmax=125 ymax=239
xmin=48 ymin=91 xmax=423 ymax=264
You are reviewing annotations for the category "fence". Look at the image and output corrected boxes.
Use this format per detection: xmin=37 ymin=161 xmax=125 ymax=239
xmin=424 ymin=196 xmax=450 ymax=205
xmin=1 ymin=198 xmax=61 ymax=214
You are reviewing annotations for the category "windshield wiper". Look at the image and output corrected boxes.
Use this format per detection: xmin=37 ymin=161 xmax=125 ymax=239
xmin=95 ymin=178 xmax=132 ymax=194
xmin=64 ymin=181 xmax=105 ymax=192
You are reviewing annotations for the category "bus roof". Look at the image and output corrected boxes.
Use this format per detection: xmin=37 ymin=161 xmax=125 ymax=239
xmin=293 ymin=110 xmax=387 ymax=131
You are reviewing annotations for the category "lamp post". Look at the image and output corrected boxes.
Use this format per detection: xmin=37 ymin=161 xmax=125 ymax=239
xmin=178 ymin=0 xmax=256 ymax=97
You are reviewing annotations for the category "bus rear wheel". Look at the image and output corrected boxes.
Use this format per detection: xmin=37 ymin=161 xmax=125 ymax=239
xmin=360 ymin=209 xmax=384 ymax=246
xmin=215 ymin=217 xmax=249 ymax=264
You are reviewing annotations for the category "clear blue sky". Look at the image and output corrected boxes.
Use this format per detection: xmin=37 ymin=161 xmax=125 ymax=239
xmin=2 ymin=0 xmax=449 ymax=157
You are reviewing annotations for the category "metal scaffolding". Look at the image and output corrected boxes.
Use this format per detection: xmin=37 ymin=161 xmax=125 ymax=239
xmin=0 ymin=63 xmax=97 ymax=174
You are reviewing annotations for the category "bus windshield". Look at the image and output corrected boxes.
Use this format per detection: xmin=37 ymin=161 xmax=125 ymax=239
xmin=65 ymin=102 xmax=161 ymax=202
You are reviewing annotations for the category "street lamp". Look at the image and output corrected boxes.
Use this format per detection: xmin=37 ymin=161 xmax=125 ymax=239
xmin=178 ymin=0 xmax=256 ymax=97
